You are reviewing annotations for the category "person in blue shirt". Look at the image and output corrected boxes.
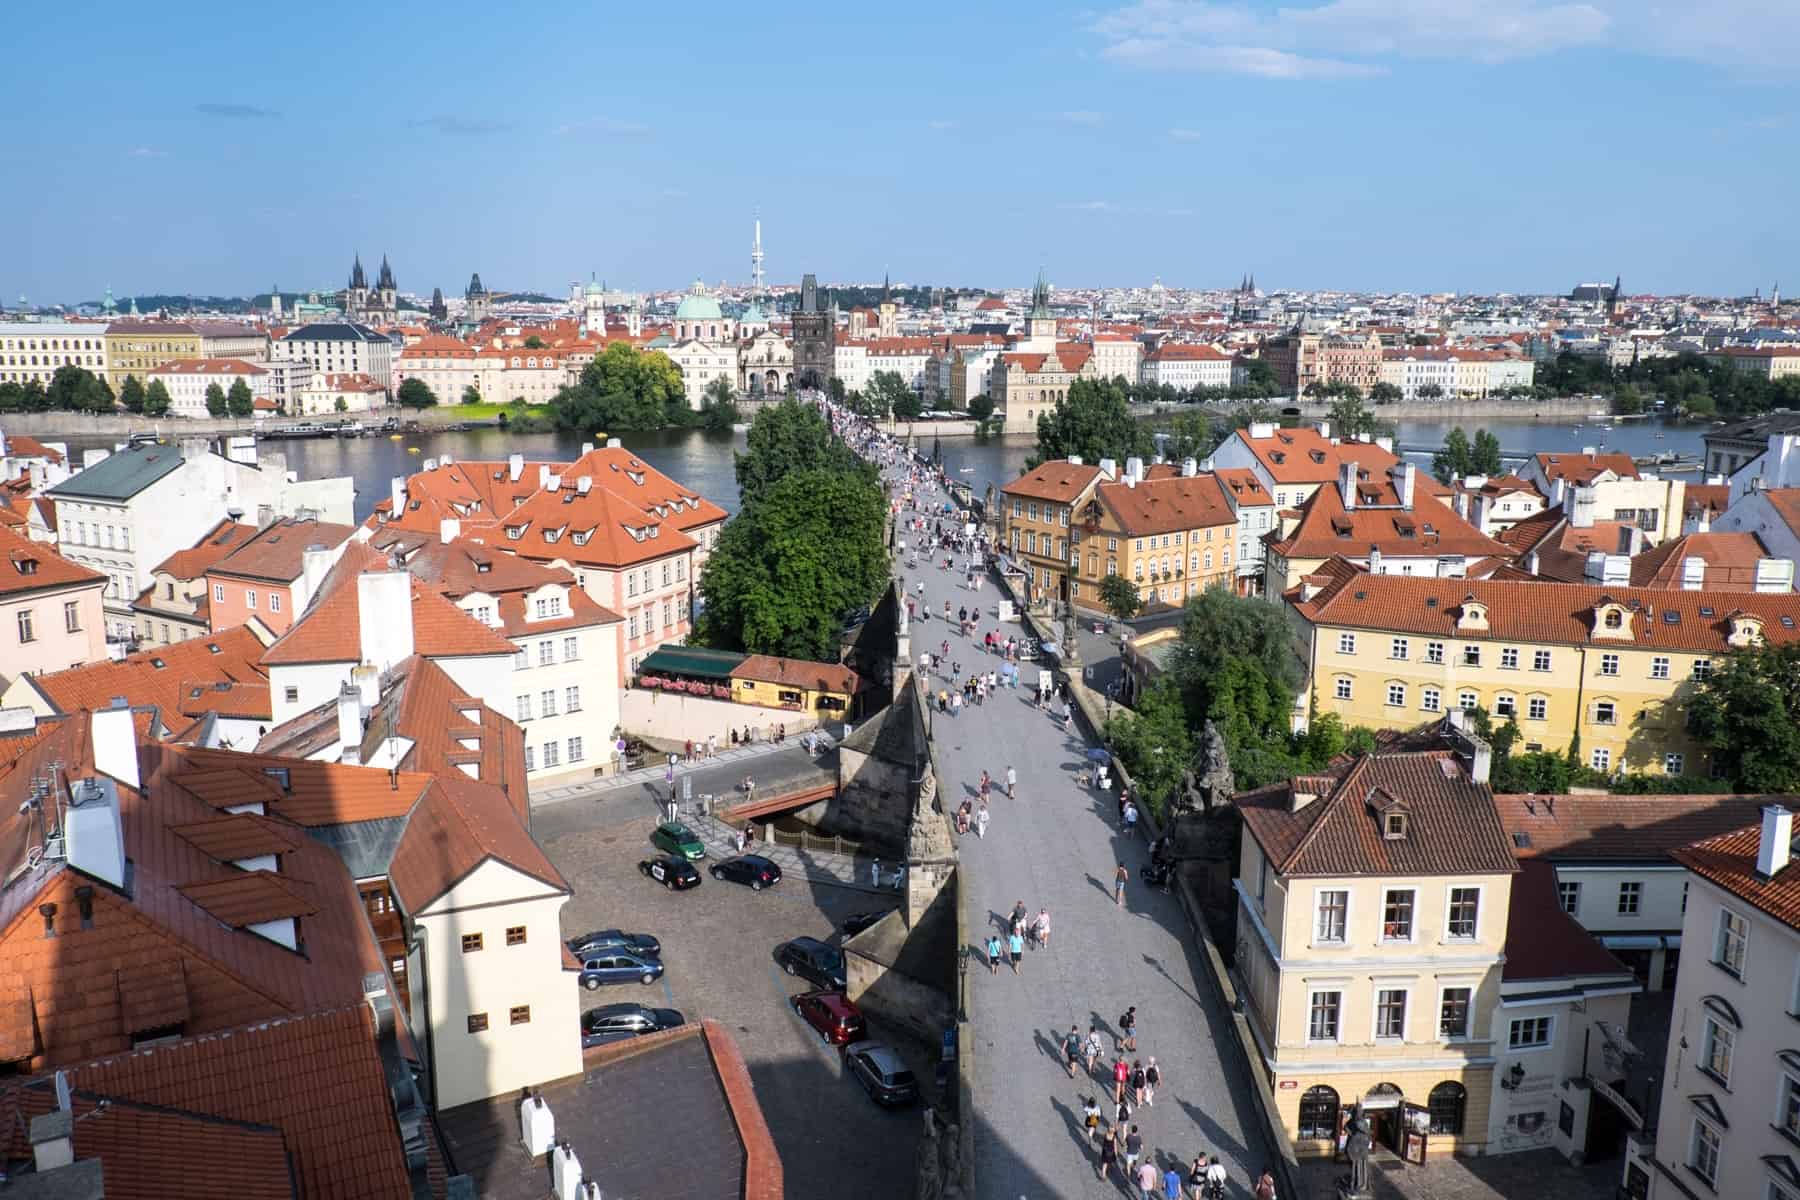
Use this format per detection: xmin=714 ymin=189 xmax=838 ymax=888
xmin=1163 ymin=1163 xmax=1183 ymax=1199
xmin=1007 ymin=929 xmax=1024 ymax=973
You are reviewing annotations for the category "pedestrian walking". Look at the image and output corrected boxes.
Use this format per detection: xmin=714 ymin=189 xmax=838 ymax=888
xmin=1137 ymin=1158 xmax=1160 ymax=1200
xmin=1007 ymin=929 xmax=1023 ymax=972
xmin=1131 ymin=1059 xmax=1147 ymax=1105
xmin=1115 ymin=863 xmax=1129 ymax=907
xmin=871 ymin=858 xmax=882 ymax=888
xmin=985 ymin=934 xmax=1001 ymax=974
xmin=1063 ymin=1026 xmax=1082 ymax=1078
xmin=975 ymin=801 xmax=990 ymax=839
xmin=1124 ymin=1125 xmax=1143 ymax=1174
xmin=1097 ymin=1127 xmax=1119 ymax=1183
xmin=1204 ymin=1156 xmax=1228 ymax=1195
xmin=1123 ymin=797 xmax=1139 ymax=837
xmin=1164 ymin=1162 xmax=1185 ymax=1200
xmin=1032 ymin=907 xmax=1050 ymax=949
xmin=1253 ymin=1166 xmax=1277 ymax=1200
xmin=1111 ymin=1055 xmax=1129 ymax=1103
xmin=1011 ymin=900 xmax=1027 ymax=933
xmin=1006 ymin=765 xmax=1017 ymax=799
xmin=1120 ymin=1006 xmax=1138 ymax=1052
xmin=1188 ymin=1156 xmax=1207 ymax=1200
xmin=1082 ymin=1096 xmax=1102 ymax=1143
xmin=1144 ymin=1057 xmax=1161 ymax=1106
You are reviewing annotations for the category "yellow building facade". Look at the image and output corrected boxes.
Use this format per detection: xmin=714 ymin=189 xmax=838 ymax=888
xmin=1000 ymin=459 xmax=1102 ymax=607
xmin=103 ymin=320 xmax=202 ymax=388
xmin=1288 ymin=560 xmax=1800 ymax=776
xmin=1070 ymin=471 xmax=1238 ymax=611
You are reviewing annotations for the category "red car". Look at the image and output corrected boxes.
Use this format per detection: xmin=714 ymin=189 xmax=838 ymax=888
xmin=790 ymin=989 xmax=867 ymax=1046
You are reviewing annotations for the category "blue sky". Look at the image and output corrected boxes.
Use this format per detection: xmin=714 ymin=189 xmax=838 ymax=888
xmin=4 ymin=0 xmax=1795 ymax=302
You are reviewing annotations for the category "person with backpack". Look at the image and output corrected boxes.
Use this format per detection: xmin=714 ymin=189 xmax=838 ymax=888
xmin=1120 ymin=1005 xmax=1138 ymax=1052
xmin=1130 ymin=1059 xmax=1148 ymax=1105
xmin=1062 ymin=1026 xmax=1083 ymax=1078
xmin=1084 ymin=1024 xmax=1104 ymax=1074
xmin=985 ymin=933 xmax=1001 ymax=974
xmin=1143 ymin=1057 xmax=1162 ymax=1106
xmin=1253 ymin=1165 xmax=1277 ymax=1200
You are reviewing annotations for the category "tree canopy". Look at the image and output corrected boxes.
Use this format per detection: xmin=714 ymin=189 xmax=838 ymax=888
xmin=397 ymin=378 xmax=439 ymax=410
xmin=700 ymin=376 xmax=740 ymax=433
xmin=1104 ymin=681 xmax=1192 ymax=819
xmin=1325 ymin=393 xmax=1391 ymax=440
xmin=44 ymin=365 xmax=113 ymax=414
xmin=204 ymin=382 xmax=228 ymax=418
xmin=967 ymin=393 xmax=995 ymax=422
xmin=551 ymin=341 xmax=690 ymax=433
xmin=1098 ymin=574 xmax=1141 ymax=622
xmin=226 ymin=378 xmax=254 ymax=418
xmin=118 ymin=376 xmax=146 ymax=414
xmin=1431 ymin=426 xmax=1504 ymax=482
xmin=1029 ymin=377 xmax=1152 ymax=469
xmin=734 ymin=397 xmax=869 ymax=508
xmin=143 ymin=379 xmax=171 ymax=417
xmin=1687 ymin=642 xmax=1800 ymax=792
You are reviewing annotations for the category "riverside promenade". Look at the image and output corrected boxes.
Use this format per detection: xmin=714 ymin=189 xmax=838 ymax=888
xmin=877 ymin=433 xmax=1274 ymax=1198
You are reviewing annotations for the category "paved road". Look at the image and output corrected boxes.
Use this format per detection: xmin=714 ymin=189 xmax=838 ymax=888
xmin=892 ymin=454 xmax=1274 ymax=1199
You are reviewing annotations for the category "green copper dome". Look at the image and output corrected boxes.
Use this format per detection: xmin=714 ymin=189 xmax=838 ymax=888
xmin=674 ymin=279 xmax=723 ymax=322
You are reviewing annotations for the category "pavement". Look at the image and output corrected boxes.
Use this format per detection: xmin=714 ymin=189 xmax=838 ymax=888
xmin=1294 ymin=1147 xmax=1619 ymax=1200
xmin=892 ymin=458 xmax=1275 ymax=1199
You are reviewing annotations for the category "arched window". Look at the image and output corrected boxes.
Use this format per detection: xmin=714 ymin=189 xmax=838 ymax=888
xmin=1298 ymin=1085 xmax=1339 ymax=1139
xmin=1428 ymin=1081 xmax=1466 ymax=1135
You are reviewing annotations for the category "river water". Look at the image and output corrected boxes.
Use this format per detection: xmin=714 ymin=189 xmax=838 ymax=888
xmin=51 ymin=414 xmax=1710 ymax=522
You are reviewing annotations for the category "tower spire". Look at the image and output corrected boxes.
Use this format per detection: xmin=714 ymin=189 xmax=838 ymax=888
xmin=751 ymin=217 xmax=765 ymax=300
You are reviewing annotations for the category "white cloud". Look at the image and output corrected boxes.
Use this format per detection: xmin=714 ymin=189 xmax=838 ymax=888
xmin=1060 ymin=110 xmax=1105 ymax=125
xmin=1061 ymin=200 xmax=1114 ymax=211
xmin=127 ymin=146 xmax=166 ymax=158
xmin=928 ymin=118 xmax=959 ymax=130
xmin=1169 ymin=128 xmax=1206 ymax=140
xmin=558 ymin=116 xmax=650 ymax=135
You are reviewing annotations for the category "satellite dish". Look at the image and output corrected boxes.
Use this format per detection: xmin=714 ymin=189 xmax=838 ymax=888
xmin=54 ymin=1069 xmax=71 ymax=1113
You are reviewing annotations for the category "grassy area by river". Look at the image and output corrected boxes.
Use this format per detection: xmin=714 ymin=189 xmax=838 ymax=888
xmin=417 ymin=401 xmax=553 ymax=423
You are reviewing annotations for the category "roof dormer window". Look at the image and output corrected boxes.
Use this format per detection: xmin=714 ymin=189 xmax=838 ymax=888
xmin=1383 ymin=811 xmax=1408 ymax=840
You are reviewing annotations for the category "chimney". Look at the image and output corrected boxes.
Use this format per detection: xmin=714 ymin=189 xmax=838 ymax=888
xmin=1248 ymin=422 xmax=1275 ymax=439
xmin=423 ymin=458 xmax=438 ymax=472
xmin=389 ymin=475 xmax=406 ymax=516
xmin=29 ymin=1109 xmax=73 ymax=1174
xmin=1758 ymin=805 xmax=1794 ymax=878
xmin=1397 ymin=462 xmax=1416 ymax=510
xmin=1098 ymin=458 xmax=1117 ymax=481
xmin=538 ymin=464 xmax=552 ymax=490
xmin=90 ymin=705 xmax=139 ymax=792
xmin=1125 ymin=457 xmax=1144 ymax=484
xmin=1368 ymin=545 xmax=1383 ymax=574
xmin=1682 ymin=556 xmax=1706 ymax=590
xmin=357 ymin=572 xmax=415 ymax=670
xmin=1066 ymin=455 xmax=1083 ymax=466
xmin=548 ymin=474 xmax=562 ymax=492
xmin=440 ymin=517 xmax=461 ymax=544
xmin=1339 ymin=461 xmax=1357 ymax=510
xmin=337 ymin=683 xmax=363 ymax=765
xmin=1316 ymin=420 xmax=1331 ymax=441
xmin=256 ymin=503 xmax=275 ymax=529
xmin=552 ymin=1142 xmax=584 ymax=1200
xmin=352 ymin=662 xmax=381 ymax=709
xmin=1569 ymin=486 xmax=1597 ymax=529
xmin=508 ymin=452 xmax=524 ymax=482
xmin=606 ymin=437 xmax=622 ymax=449
xmin=1375 ymin=436 xmax=1393 ymax=454
xmin=520 ymin=1092 xmax=556 ymax=1158
xmin=1550 ymin=477 xmax=1567 ymax=507
xmin=1181 ymin=457 xmax=1197 ymax=477
xmin=1756 ymin=558 xmax=1796 ymax=593
xmin=577 ymin=476 xmax=592 ymax=495
xmin=1602 ymin=554 xmax=1630 ymax=586
xmin=1584 ymin=550 xmax=1606 ymax=581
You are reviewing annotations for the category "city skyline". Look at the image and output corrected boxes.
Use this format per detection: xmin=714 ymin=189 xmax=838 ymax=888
xmin=5 ymin=0 xmax=1797 ymax=302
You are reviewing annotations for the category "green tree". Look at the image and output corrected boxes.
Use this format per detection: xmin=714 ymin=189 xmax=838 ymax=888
xmin=1470 ymin=429 xmax=1503 ymax=476
xmin=335 ymin=397 xmax=348 ymax=412
xmin=460 ymin=384 xmax=482 ymax=406
xmin=226 ymin=378 xmax=254 ymax=418
xmin=891 ymin=388 xmax=924 ymax=420
xmin=204 ymin=382 xmax=229 ymax=418
xmin=1164 ymin=589 xmax=1306 ymax=789
xmin=1432 ymin=427 xmax=1474 ymax=482
xmin=694 ymin=466 xmax=888 ymax=661
xmin=0 ymin=382 xmax=21 ymax=413
xmin=967 ymin=393 xmax=995 ymax=422
xmin=523 ymin=335 xmax=546 ymax=349
xmin=1237 ymin=358 xmax=1278 ymax=398
xmin=143 ymin=379 xmax=172 ymax=417
xmin=1155 ymin=409 xmax=1216 ymax=461
xmin=550 ymin=341 xmax=688 ymax=433
xmin=867 ymin=370 xmax=913 ymax=418
xmin=48 ymin=365 xmax=112 ymax=413
xmin=1325 ymin=393 xmax=1388 ymax=440
xmin=19 ymin=380 xmax=49 ymax=413
xmin=397 ymin=378 xmax=439 ymax=410
xmin=1098 ymin=574 xmax=1141 ymax=622
xmin=1030 ymin=377 xmax=1151 ymax=468
xmin=700 ymin=376 xmax=740 ymax=433
xmin=1418 ymin=383 xmax=1444 ymax=400
xmin=119 ymin=375 xmax=146 ymax=414
xmin=1369 ymin=381 xmax=1402 ymax=404
xmin=1687 ymin=642 xmax=1800 ymax=791
xmin=734 ymin=397 xmax=869 ymax=509
xmin=828 ymin=377 xmax=847 ymax=404
xmin=1103 ymin=681 xmax=1193 ymax=819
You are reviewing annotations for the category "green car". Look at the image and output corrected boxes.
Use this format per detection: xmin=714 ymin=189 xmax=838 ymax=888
xmin=651 ymin=820 xmax=706 ymax=861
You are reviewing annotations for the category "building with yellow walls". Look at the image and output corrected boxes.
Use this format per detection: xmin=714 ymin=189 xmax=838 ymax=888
xmin=729 ymin=654 xmax=859 ymax=716
xmin=1286 ymin=558 xmax=1800 ymax=776
xmin=1070 ymin=465 xmax=1238 ymax=611
xmin=1000 ymin=458 xmax=1102 ymax=607
xmin=103 ymin=320 xmax=202 ymax=388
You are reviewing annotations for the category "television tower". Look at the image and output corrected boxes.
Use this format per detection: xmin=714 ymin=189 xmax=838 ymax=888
xmin=750 ymin=218 xmax=766 ymax=300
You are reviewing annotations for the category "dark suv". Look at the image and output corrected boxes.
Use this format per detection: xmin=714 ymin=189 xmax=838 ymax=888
xmin=776 ymin=936 xmax=845 ymax=989
xmin=580 ymin=1003 xmax=685 ymax=1047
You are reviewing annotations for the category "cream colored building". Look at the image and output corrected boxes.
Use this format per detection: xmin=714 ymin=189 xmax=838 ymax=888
xmin=295 ymin=371 xmax=387 ymax=415
xmin=145 ymin=358 xmax=272 ymax=418
xmin=0 ymin=321 xmax=110 ymax=386
xmin=1091 ymin=333 xmax=1143 ymax=384
xmin=663 ymin=339 xmax=738 ymax=408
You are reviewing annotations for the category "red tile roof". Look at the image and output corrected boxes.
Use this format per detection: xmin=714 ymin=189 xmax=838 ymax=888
xmin=173 ymin=746 xmax=431 ymax=827
xmin=731 ymin=654 xmax=859 ymax=695
xmin=176 ymin=870 xmax=318 ymax=926
xmin=1495 ymin=510 xmax=1636 ymax=582
xmin=1502 ymin=860 xmax=1633 ymax=982
xmin=168 ymin=812 xmax=303 ymax=862
xmin=148 ymin=358 xmax=269 ymax=377
xmin=207 ymin=518 xmax=356 ymax=584
xmin=1268 ymin=475 xmax=1509 ymax=561
xmin=1673 ymin=806 xmax=1800 ymax=931
xmin=1213 ymin=467 xmax=1273 ymax=508
xmin=1494 ymin=792 xmax=1792 ymax=861
xmin=1094 ymin=473 xmax=1236 ymax=537
xmin=1629 ymin=531 xmax=1773 ymax=591
xmin=1001 ymin=460 xmax=1102 ymax=504
xmin=387 ymin=774 xmax=568 ymax=912
xmin=21 ymin=624 xmax=269 ymax=718
xmin=1531 ymin=450 xmax=1639 ymax=484
xmin=0 ymin=521 xmax=104 ymax=599
xmin=150 ymin=519 xmax=259 ymax=582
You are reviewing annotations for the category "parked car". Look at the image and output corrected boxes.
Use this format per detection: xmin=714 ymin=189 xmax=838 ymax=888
xmin=580 ymin=1002 xmax=686 ymax=1047
xmin=710 ymin=854 xmax=783 ymax=890
xmin=651 ymin=820 xmax=706 ymax=861
xmin=790 ymin=989 xmax=866 ymax=1046
xmin=843 ymin=1040 xmax=920 ymax=1107
xmin=579 ymin=948 xmax=665 ymax=989
xmin=638 ymin=856 xmax=701 ymax=891
xmin=776 ymin=936 xmax=846 ymax=989
xmin=840 ymin=909 xmax=894 ymax=939
xmin=567 ymin=929 xmax=661 ymax=959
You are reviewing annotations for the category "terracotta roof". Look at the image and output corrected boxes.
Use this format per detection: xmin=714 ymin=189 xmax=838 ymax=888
xmin=1213 ymin=467 xmax=1273 ymax=507
xmin=148 ymin=358 xmax=269 ymax=377
xmin=22 ymin=624 xmax=269 ymax=718
xmin=1629 ymin=531 xmax=1773 ymax=591
xmin=387 ymin=774 xmax=567 ymax=912
xmin=260 ymin=550 xmax=517 ymax=666
xmin=731 ymin=654 xmax=860 ymax=694
xmin=173 ymin=746 xmax=432 ymax=827
xmin=1673 ymin=807 xmax=1800 ymax=931
xmin=380 ymin=533 xmax=623 ymax=636
xmin=207 ymin=517 xmax=355 ymax=584
xmin=0 ymin=521 xmax=104 ymax=599
xmin=1495 ymin=510 xmax=1636 ymax=582
xmin=1531 ymin=450 xmax=1639 ymax=484
xmin=1494 ymin=792 xmax=1793 ymax=861
xmin=150 ymin=519 xmax=259 ymax=582
xmin=1290 ymin=555 xmax=1800 ymax=651
xmin=1234 ymin=749 xmax=1518 ymax=878
xmin=1684 ymin=483 xmax=1729 ymax=520
xmin=1094 ymin=473 xmax=1236 ymax=537
xmin=1267 ymin=475 xmax=1509 ymax=561
xmin=1232 ymin=426 xmax=1407 ymax=486
xmin=1001 ymin=460 xmax=1102 ymax=504
xmin=1502 ymin=860 xmax=1633 ymax=982
xmin=176 ymin=871 xmax=318 ymax=927
xmin=1145 ymin=343 xmax=1230 ymax=362
xmin=497 ymin=483 xmax=699 ymax=571
xmin=176 ymin=679 xmax=272 ymax=721
xmin=168 ymin=812 xmax=303 ymax=862
xmin=2 ymin=435 xmax=66 ymax=464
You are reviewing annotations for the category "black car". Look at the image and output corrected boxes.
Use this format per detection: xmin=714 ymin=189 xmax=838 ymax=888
xmin=567 ymin=929 xmax=661 ymax=959
xmin=844 ymin=1040 xmax=920 ymax=1107
xmin=580 ymin=1003 xmax=686 ymax=1047
xmin=840 ymin=909 xmax=895 ymax=939
xmin=710 ymin=854 xmax=783 ymax=890
xmin=638 ymin=856 xmax=701 ymax=890
xmin=776 ymin=936 xmax=846 ymax=989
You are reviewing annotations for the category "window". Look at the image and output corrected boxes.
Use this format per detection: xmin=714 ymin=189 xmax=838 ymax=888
xmin=540 ymin=689 xmax=557 ymax=717
xmin=628 ymin=615 xmax=639 ymax=640
xmin=1299 ymin=1086 xmax=1339 ymax=1140
xmin=542 ymin=742 xmax=560 ymax=768
xmin=1458 ymin=690 xmax=1478 ymax=711
xmin=1651 ymin=656 xmax=1671 ymax=680
xmin=461 ymin=933 xmax=483 ymax=953
xmin=568 ymin=736 xmax=585 ymax=762
xmin=16 ymin=610 xmax=33 ymax=644
xmin=1427 ymin=1082 xmax=1467 ymax=1135
xmin=1500 ymin=647 xmax=1519 ymax=670
xmin=1508 ymin=1015 xmax=1552 ymax=1049
xmin=1383 ymin=889 xmax=1415 ymax=940
xmin=1390 ymin=637 xmax=1409 ymax=659
xmin=563 ymin=636 xmax=579 ymax=661
xmin=1447 ymin=887 xmax=1480 ymax=939
xmin=515 ymin=695 xmax=532 ymax=722
xmin=1618 ymin=881 xmax=1642 ymax=916
xmin=63 ymin=602 xmax=79 ymax=633
xmin=506 ymin=926 xmax=527 ymax=946
xmin=1375 ymin=989 xmax=1407 ymax=1040
xmin=467 ymin=1013 xmax=489 ymax=1033
xmin=1315 ymin=890 xmax=1348 ymax=944
xmin=538 ymin=641 xmax=554 ymax=666
xmin=1426 ymin=641 xmax=1445 ymax=664
xmin=1462 ymin=644 xmax=1481 ymax=667
xmin=1591 ymin=747 xmax=1612 ymax=772
xmin=1600 ymin=652 xmax=1620 ymax=676
xmin=1716 ymin=908 xmax=1748 ymax=978
xmin=1334 ymin=677 xmax=1352 ymax=700
xmin=1528 ymin=696 xmax=1548 ymax=721
xmin=1593 ymin=700 xmax=1617 ymax=725
xmin=1436 ymin=987 xmax=1472 ymax=1039
xmin=1693 ymin=659 xmax=1713 ymax=681
xmin=245 ymin=589 xmax=256 ymax=610
xmin=1386 ymin=683 xmax=1407 ymax=707
xmin=1700 ymin=1017 xmax=1733 ymax=1085
xmin=565 ymin=685 xmax=581 ymax=712
xmin=1780 ymin=1074 xmax=1800 ymax=1139
xmin=1422 ymin=687 xmax=1441 ymax=713
xmin=1665 ymin=752 xmax=1685 ymax=775
xmin=1338 ymin=633 xmax=1356 ymax=655
xmin=1533 ymin=649 xmax=1552 ymax=671
xmin=1308 ymin=992 xmax=1341 ymax=1042
xmin=1688 ymin=1118 xmax=1721 ymax=1187
xmin=524 ymin=745 xmax=536 ymax=772
xmin=1495 ymin=694 xmax=1516 ymax=718
xmin=1558 ymin=880 xmax=1581 ymax=915
xmin=284 ymin=685 xmax=299 ymax=704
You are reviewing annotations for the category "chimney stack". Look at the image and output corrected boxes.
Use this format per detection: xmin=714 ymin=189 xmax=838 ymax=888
xmin=1682 ymin=556 xmax=1706 ymax=590
xmin=89 ymin=705 xmax=139 ymax=792
xmin=552 ymin=1142 xmax=584 ymax=1200
xmin=1397 ymin=462 xmax=1416 ymax=510
xmin=29 ymin=1109 xmax=73 ymax=1174
xmin=508 ymin=452 xmax=525 ymax=482
xmin=1181 ymin=457 xmax=1197 ymax=478
xmin=389 ymin=475 xmax=406 ymax=517
xmin=1339 ymin=461 xmax=1357 ymax=510
xmin=440 ymin=517 xmax=460 ymax=544
xmin=520 ymin=1092 xmax=556 ymax=1158
xmin=1758 ymin=804 xmax=1794 ymax=879
xmin=1569 ymin=486 xmax=1597 ymax=529
xmin=337 ymin=683 xmax=363 ymax=765
xmin=357 ymin=572 xmax=415 ymax=670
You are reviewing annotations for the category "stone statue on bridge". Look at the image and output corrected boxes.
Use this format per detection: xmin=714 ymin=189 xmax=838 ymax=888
xmin=1187 ymin=719 xmax=1234 ymax=814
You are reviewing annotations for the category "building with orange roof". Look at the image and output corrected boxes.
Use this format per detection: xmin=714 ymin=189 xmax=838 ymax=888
xmin=1000 ymin=458 xmax=1104 ymax=606
xmin=1627 ymin=530 xmax=1789 ymax=592
xmin=130 ymin=518 xmax=258 ymax=647
xmin=1212 ymin=466 xmax=1279 ymax=594
xmin=294 ymin=370 xmax=387 ymax=416
xmin=1445 ymin=473 xmax=1546 ymax=536
xmin=144 ymin=358 xmax=271 ymax=418
xmin=204 ymin=515 xmax=357 ymax=635
xmin=0 ymin=522 xmax=106 ymax=688
xmin=1070 ymin=465 xmax=1239 ymax=611
xmin=1208 ymin=421 xmax=1438 ymax=513
xmin=1259 ymin=329 xmax=1382 ymax=396
xmin=1139 ymin=342 xmax=1231 ymax=391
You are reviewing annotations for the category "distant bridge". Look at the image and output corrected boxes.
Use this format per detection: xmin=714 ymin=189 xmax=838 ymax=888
xmin=1393 ymin=442 xmax=1533 ymax=462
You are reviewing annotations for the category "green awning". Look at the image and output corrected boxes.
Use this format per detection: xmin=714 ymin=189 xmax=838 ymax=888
xmin=639 ymin=646 xmax=747 ymax=680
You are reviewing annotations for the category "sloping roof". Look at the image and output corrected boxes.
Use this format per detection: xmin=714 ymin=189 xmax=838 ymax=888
xmin=46 ymin=442 xmax=186 ymax=502
xmin=168 ymin=812 xmax=302 ymax=862
xmin=207 ymin=518 xmax=355 ymax=584
xmin=641 ymin=645 xmax=746 ymax=679
xmin=1495 ymin=792 xmax=1792 ymax=861
xmin=148 ymin=358 xmax=270 ymax=377
xmin=1000 ymin=460 xmax=1103 ymax=503
xmin=1532 ymin=450 xmax=1639 ymax=484
xmin=172 ymin=746 xmax=432 ymax=827
xmin=23 ymin=624 xmax=269 ymax=718
xmin=176 ymin=871 xmax=318 ymax=927
xmin=260 ymin=550 xmax=517 ymax=666
xmin=1233 ymin=426 xmax=1382 ymax=485
xmin=1234 ymin=750 xmax=1518 ymax=878
xmin=1094 ymin=473 xmax=1236 ymax=537
xmin=1672 ymin=809 xmax=1800 ymax=931
xmin=150 ymin=519 xmax=259 ymax=581
xmin=1213 ymin=467 xmax=1274 ymax=508
xmin=377 ymin=534 xmax=623 ymax=636
xmin=0 ymin=521 xmax=104 ymax=599
xmin=279 ymin=323 xmax=387 ymax=343
xmin=386 ymin=775 xmax=568 ymax=912
xmin=1502 ymin=860 xmax=1633 ymax=983
xmin=1268 ymin=474 xmax=1510 ymax=561
xmin=731 ymin=654 xmax=859 ymax=694
xmin=1629 ymin=531 xmax=1772 ymax=591
xmin=1495 ymin=510 xmax=1635 ymax=582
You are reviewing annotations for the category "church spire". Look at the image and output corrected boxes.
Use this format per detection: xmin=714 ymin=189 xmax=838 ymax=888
xmin=1030 ymin=267 xmax=1051 ymax=320
xmin=349 ymin=253 xmax=366 ymax=291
